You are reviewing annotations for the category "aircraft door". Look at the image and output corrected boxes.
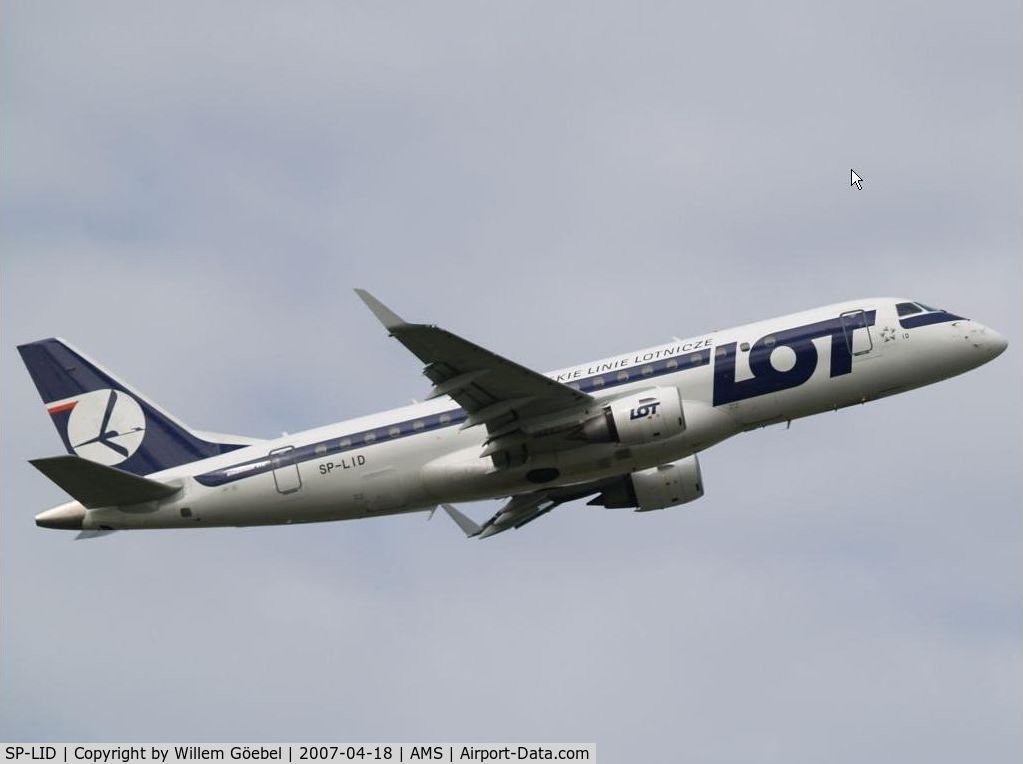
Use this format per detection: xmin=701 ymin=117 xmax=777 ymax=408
xmin=840 ymin=310 xmax=874 ymax=357
xmin=269 ymin=446 xmax=302 ymax=494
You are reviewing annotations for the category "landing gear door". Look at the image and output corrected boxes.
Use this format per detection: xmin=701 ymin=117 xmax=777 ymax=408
xmin=361 ymin=467 xmax=409 ymax=513
xmin=840 ymin=310 xmax=874 ymax=357
xmin=269 ymin=446 xmax=302 ymax=494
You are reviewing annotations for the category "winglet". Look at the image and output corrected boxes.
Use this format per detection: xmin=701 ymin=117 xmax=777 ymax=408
xmin=354 ymin=289 xmax=408 ymax=332
xmin=75 ymin=530 xmax=117 ymax=540
xmin=441 ymin=503 xmax=481 ymax=538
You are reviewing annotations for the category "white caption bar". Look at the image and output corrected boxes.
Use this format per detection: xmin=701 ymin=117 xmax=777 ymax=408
xmin=2 ymin=746 xmax=595 ymax=764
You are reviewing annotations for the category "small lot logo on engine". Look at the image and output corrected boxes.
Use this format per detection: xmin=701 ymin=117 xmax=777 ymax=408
xmin=630 ymin=400 xmax=660 ymax=420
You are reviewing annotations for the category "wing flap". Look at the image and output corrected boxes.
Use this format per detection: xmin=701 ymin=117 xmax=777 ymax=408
xmin=426 ymin=369 xmax=491 ymax=400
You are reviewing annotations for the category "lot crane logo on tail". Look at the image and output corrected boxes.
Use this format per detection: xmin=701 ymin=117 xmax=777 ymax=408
xmin=60 ymin=389 xmax=146 ymax=465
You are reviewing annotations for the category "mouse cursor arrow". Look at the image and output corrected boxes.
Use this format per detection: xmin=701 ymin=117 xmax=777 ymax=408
xmin=850 ymin=169 xmax=864 ymax=190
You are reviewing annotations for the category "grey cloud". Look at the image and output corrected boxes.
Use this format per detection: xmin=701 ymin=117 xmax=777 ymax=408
xmin=1 ymin=1 xmax=1019 ymax=761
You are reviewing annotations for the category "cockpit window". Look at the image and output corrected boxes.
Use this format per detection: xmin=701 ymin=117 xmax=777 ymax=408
xmin=916 ymin=302 xmax=939 ymax=311
xmin=896 ymin=302 xmax=922 ymax=317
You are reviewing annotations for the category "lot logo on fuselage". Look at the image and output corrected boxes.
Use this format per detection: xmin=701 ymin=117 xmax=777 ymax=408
xmin=713 ymin=312 xmax=876 ymax=406
xmin=66 ymin=389 xmax=146 ymax=465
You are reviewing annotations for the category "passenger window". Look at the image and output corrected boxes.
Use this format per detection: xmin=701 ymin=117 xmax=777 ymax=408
xmin=591 ymin=375 xmax=605 ymax=388
xmin=641 ymin=365 xmax=653 ymax=377
xmin=364 ymin=432 xmax=376 ymax=444
xmin=617 ymin=370 xmax=630 ymax=382
xmin=896 ymin=302 xmax=922 ymax=317
xmin=388 ymin=426 xmax=401 ymax=438
xmin=763 ymin=336 xmax=776 ymax=349
xmin=439 ymin=413 xmax=451 ymax=425
xmin=739 ymin=342 xmax=750 ymax=352
xmin=338 ymin=438 xmax=351 ymax=449
xmin=665 ymin=359 xmax=678 ymax=370
xmin=315 ymin=444 xmax=327 ymax=456
xmin=412 ymin=420 xmax=425 ymax=432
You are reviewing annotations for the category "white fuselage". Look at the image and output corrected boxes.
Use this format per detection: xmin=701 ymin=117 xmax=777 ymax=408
xmin=50 ymin=297 xmax=1006 ymax=531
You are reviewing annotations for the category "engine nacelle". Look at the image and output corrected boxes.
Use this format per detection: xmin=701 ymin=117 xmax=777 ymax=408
xmin=580 ymin=386 xmax=685 ymax=445
xmin=589 ymin=455 xmax=705 ymax=511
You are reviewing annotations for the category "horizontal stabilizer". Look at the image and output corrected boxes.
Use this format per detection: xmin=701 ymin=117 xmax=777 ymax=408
xmin=30 ymin=455 xmax=181 ymax=509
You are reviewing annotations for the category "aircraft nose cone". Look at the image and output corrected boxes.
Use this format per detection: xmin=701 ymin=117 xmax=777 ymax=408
xmin=968 ymin=324 xmax=1008 ymax=358
xmin=35 ymin=502 xmax=85 ymax=530
xmin=985 ymin=328 xmax=1009 ymax=358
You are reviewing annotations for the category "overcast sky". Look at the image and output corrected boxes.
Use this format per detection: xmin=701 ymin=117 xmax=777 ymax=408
xmin=1 ymin=2 xmax=1020 ymax=761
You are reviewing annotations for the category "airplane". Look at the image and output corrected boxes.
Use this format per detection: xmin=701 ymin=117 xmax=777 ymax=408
xmin=19 ymin=292 xmax=1007 ymax=539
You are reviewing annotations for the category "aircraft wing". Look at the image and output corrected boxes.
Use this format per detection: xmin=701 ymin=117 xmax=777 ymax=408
xmin=441 ymin=479 xmax=618 ymax=539
xmin=474 ymin=493 xmax=560 ymax=538
xmin=356 ymin=289 xmax=594 ymax=466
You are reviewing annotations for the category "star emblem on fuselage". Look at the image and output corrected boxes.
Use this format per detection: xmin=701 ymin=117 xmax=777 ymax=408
xmin=880 ymin=326 xmax=897 ymax=343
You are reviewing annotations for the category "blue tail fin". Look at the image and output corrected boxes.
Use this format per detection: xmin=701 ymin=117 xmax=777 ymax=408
xmin=18 ymin=338 xmax=254 ymax=476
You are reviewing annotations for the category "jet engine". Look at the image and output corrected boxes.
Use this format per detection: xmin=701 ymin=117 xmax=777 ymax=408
xmin=588 ymin=455 xmax=704 ymax=511
xmin=580 ymin=386 xmax=685 ymax=445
